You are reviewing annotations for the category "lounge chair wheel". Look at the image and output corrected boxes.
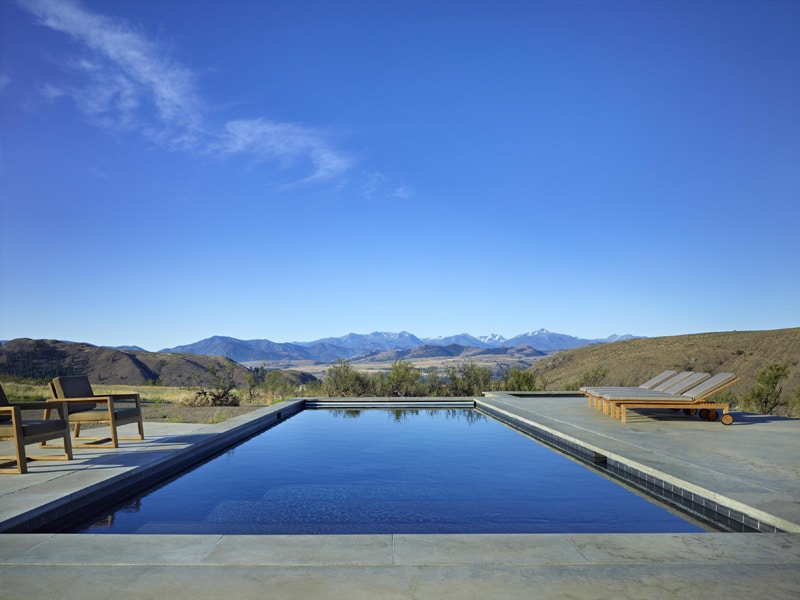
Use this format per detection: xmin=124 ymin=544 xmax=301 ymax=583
xmin=721 ymin=414 xmax=734 ymax=426
xmin=699 ymin=409 xmax=709 ymax=420
xmin=707 ymin=410 xmax=718 ymax=421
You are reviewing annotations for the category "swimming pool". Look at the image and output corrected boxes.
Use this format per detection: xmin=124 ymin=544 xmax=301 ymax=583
xmin=69 ymin=409 xmax=707 ymax=534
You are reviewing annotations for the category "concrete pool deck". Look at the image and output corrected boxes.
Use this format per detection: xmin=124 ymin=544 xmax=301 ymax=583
xmin=1 ymin=395 xmax=799 ymax=599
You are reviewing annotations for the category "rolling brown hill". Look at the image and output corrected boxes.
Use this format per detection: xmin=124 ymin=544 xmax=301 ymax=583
xmin=529 ymin=328 xmax=800 ymax=407
xmin=0 ymin=338 xmax=253 ymax=387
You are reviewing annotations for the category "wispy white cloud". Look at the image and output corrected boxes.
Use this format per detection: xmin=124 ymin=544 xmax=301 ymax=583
xmin=38 ymin=82 xmax=65 ymax=102
xmin=213 ymin=119 xmax=351 ymax=182
xmin=22 ymin=0 xmax=201 ymax=142
xmin=18 ymin=0 xmax=351 ymax=183
xmin=361 ymin=171 xmax=388 ymax=199
xmin=361 ymin=171 xmax=415 ymax=201
xmin=392 ymin=186 xmax=415 ymax=199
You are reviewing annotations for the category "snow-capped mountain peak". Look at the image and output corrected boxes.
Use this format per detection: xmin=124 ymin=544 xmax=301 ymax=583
xmin=480 ymin=333 xmax=506 ymax=344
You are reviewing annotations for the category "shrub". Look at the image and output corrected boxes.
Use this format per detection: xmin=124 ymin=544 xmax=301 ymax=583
xmin=445 ymin=361 xmax=492 ymax=396
xmin=790 ymin=385 xmax=800 ymax=417
xmin=565 ymin=366 xmax=608 ymax=391
xmin=497 ymin=366 xmax=542 ymax=391
xmin=323 ymin=359 xmax=371 ymax=397
xmin=183 ymin=363 xmax=240 ymax=407
xmin=739 ymin=362 xmax=790 ymax=415
xmin=421 ymin=367 xmax=445 ymax=396
xmin=385 ymin=360 xmax=423 ymax=397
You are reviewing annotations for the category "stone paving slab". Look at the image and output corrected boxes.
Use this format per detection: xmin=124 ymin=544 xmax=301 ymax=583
xmin=1 ymin=546 xmax=798 ymax=600
xmin=2 ymin=532 xmax=799 ymax=567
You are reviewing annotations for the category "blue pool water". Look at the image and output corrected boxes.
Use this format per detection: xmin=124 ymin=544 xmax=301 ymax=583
xmin=72 ymin=409 xmax=705 ymax=534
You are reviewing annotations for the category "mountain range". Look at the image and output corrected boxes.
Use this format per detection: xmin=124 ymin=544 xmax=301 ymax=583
xmin=160 ymin=330 xmax=637 ymax=363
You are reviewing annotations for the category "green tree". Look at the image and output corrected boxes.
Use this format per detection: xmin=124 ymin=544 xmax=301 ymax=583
xmin=323 ymin=359 xmax=370 ymax=397
xmin=739 ymin=362 xmax=790 ymax=415
xmin=498 ymin=366 xmax=542 ymax=391
xmin=445 ymin=360 xmax=492 ymax=396
xmin=385 ymin=360 xmax=422 ymax=396
xmin=369 ymin=371 xmax=388 ymax=396
xmin=245 ymin=366 xmax=267 ymax=402
xmin=421 ymin=367 xmax=444 ymax=396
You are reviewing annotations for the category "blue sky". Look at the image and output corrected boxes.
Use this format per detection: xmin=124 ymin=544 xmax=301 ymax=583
xmin=1 ymin=0 xmax=798 ymax=351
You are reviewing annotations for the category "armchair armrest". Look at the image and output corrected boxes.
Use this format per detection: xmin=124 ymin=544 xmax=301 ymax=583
xmin=47 ymin=397 xmax=108 ymax=415
xmin=104 ymin=393 xmax=141 ymax=400
xmin=1 ymin=401 xmax=69 ymax=417
xmin=103 ymin=393 xmax=142 ymax=405
xmin=9 ymin=401 xmax=55 ymax=411
xmin=48 ymin=396 xmax=141 ymax=415
xmin=50 ymin=397 xmax=108 ymax=404
xmin=88 ymin=394 xmax=142 ymax=409
xmin=50 ymin=401 xmax=70 ymax=419
xmin=55 ymin=394 xmax=140 ymax=403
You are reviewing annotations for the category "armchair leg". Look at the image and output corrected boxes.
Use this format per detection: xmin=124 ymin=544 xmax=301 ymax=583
xmin=1 ymin=416 xmax=28 ymax=473
xmin=3 ymin=433 xmax=28 ymax=474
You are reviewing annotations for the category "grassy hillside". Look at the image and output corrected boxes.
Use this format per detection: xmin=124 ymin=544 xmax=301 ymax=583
xmin=529 ymin=328 xmax=800 ymax=412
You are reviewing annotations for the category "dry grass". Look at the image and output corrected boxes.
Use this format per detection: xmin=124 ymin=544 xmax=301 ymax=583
xmin=529 ymin=328 xmax=800 ymax=415
xmin=1 ymin=381 xmax=195 ymax=403
xmin=0 ymin=381 xmax=270 ymax=424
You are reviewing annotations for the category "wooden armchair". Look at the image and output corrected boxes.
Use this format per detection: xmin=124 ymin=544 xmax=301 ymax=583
xmin=0 ymin=384 xmax=73 ymax=474
xmin=46 ymin=375 xmax=144 ymax=448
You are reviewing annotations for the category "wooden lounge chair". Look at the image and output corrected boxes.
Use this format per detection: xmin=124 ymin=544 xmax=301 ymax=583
xmin=0 ymin=384 xmax=73 ymax=474
xmin=587 ymin=371 xmax=711 ymax=415
xmin=46 ymin=375 xmax=144 ymax=448
xmin=601 ymin=373 xmax=739 ymax=425
xmin=582 ymin=370 xmax=678 ymax=410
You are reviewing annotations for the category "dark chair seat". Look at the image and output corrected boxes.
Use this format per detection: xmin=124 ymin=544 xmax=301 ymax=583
xmin=66 ymin=406 xmax=141 ymax=422
xmin=0 ymin=419 xmax=71 ymax=438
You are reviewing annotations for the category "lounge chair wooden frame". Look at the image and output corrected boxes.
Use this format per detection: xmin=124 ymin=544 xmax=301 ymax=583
xmin=604 ymin=374 xmax=739 ymax=425
xmin=45 ymin=376 xmax=144 ymax=449
xmin=615 ymin=399 xmax=735 ymax=425
xmin=582 ymin=370 xmax=678 ymax=410
xmin=585 ymin=371 xmax=711 ymax=415
xmin=0 ymin=386 xmax=73 ymax=474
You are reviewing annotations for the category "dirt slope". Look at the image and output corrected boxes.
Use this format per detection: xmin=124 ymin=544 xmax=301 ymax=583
xmin=530 ymin=328 xmax=800 ymax=402
xmin=0 ymin=338 xmax=251 ymax=387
